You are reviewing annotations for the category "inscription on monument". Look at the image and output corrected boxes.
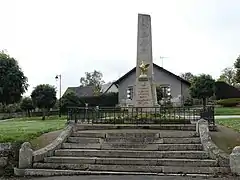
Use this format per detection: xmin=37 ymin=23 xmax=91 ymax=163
xmin=136 ymin=82 xmax=152 ymax=106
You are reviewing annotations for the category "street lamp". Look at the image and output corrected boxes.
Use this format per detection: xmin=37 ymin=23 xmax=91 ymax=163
xmin=55 ymin=74 xmax=62 ymax=117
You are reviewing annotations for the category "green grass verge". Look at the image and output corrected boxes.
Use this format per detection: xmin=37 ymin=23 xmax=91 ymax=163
xmin=216 ymin=118 xmax=240 ymax=132
xmin=0 ymin=116 xmax=67 ymax=143
xmin=215 ymin=107 xmax=240 ymax=115
xmin=212 ymin=118 xmax=240 ymax=154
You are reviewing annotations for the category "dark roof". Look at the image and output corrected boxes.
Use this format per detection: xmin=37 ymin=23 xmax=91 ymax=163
xmin=64 ymin=83 xmax=118 ymax=98
xmin=215 ymin=81 xmax=240 ymax=100
xmin=113 ymin=63 xmax=191 ymax=86
xmin=64 ymin=86 xmax=95 ymax=97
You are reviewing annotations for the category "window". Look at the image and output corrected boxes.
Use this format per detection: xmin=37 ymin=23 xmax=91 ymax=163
xmin=127 ymin=86 xmax=134 ymax=100
xmin=156 ymin=84 xmax=171 ymax=101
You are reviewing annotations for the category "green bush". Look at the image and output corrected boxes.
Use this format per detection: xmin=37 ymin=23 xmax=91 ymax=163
xmin=79 ymin=92 xmax=118 ymax=107
xmin=217 ymin=98 xmax=240 ymax=107
xmin=184 ymin=97 xmax=193 ymax=107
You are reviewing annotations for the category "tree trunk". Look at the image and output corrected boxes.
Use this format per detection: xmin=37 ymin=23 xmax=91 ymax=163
xmin=202 ymin=98 xmax=207 ymax=110
xmin=47 ymin=108 xmax=50 ymax=117
xmin=27 ymin=110 xmax=30 ymax=117
xmin=42 ymin=109 xmax=46 ymax=120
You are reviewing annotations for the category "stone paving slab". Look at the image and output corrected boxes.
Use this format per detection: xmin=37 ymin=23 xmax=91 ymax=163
xmin=2 ymin=175 xmax=238 ymax=180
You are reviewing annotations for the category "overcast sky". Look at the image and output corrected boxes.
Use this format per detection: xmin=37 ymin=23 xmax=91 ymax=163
xmin=0 ymin=0 xmax=240 ymax=98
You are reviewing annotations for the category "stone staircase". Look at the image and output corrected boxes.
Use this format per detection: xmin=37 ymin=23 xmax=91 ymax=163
xmin=20 ymin=127 xmax=230 ymax=177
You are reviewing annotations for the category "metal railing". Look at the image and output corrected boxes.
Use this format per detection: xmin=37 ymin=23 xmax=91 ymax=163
xmin=67 ymin=106 xmax=215 ymax=125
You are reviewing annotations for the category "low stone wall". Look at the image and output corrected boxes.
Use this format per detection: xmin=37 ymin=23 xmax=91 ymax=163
xmin=0 ymin=143 xmax=21 ymax=176
xmin=197 ymin=119 xmax=230 ymax=167
xmin=230 ymin=146 xmax=240 ymax=175
xmin=1 ymin=123 xmax=73 ymax=176
xmin=33 ymin=124 xmax=73 ymax=162
xmin=15 ymin=124 xmax=73 ymax=176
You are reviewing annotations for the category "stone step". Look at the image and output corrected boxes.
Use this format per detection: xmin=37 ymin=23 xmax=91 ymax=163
xmin=159 ymin=131 xmax=198 ymax=138
xmin=100 ymin=143 xmax=155 ymax=149
xmin=162 ymin=137 xmax=201 ymax=144
xmin=158 ymin=144 xmax=203 ymax=151
xmin=101 ymin=143 xmax=203 ymax=151
xmin=44 ymin=157 xmax=217 ymax=167
xmin=62 ymin=143 xmax=101 ymax=149
xmin=72 ymin=130 xmax=198 ymax=138
xmin=62 ymin=143 xmax=203 ymax=151
xmin=33 ymin=163 xmax=230 ymax=175
xmin=55 ymin=149 xmax=209 ymax=159
xmin=104 ymin=137 xmax=158 ymax=143
xmin=14 ymin=168 xmax=216 ymax=177
xmin=72 ymin=132 xmax=106 ymax=138
xmin=67 ymin=137 xmax=101 ymax=144
xmin=105 ymin=133 xmax=159 ymax=139
xmin=103 ymin=137 xmax=201 ymax=144
xmin=74 ymin=124 xmax=197 ymax=131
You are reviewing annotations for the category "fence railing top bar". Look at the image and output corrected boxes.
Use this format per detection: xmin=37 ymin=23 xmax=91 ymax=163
xmin=66 ymin=106 xmax=214 ymax=110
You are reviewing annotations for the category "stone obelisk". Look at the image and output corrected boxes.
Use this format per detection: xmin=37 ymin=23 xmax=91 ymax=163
xmin=133 ymin=13 xmax=158 ymax=108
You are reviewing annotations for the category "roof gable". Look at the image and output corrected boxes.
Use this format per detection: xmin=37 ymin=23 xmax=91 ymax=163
xmin=64 ymin=86 xmax=95 ymax=97
xmin=113 ymin=63 xmax=190 ymax=86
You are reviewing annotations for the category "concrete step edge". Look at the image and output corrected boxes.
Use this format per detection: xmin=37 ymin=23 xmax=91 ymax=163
xmin=71 ymin=131 xmax=199 ymax=138
xmin=68 ymin=137 xmax=100 ymax=139
xmin=54 ymin=149 xmax=209 ymax=158
xmin=62 ymin=143 xmax=203 ymax=151
xmin=14 ymin=168 xmax=215 ymax=177
xmin=62 ymin=143 xmax=203 ymax=146
xmin=45 ymin=156 xmax=216 ymax=162
xmin=55 ymin=149 xmax=207 ymax=153
xmin=44 ymin=156 xmax=217 ymax=166
xmin=33 ymin=163 xmax=230 ymax=174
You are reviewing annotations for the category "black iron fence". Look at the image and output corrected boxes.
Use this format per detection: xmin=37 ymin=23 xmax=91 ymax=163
xmin=67 ymin=106 xmax=215 ymax=125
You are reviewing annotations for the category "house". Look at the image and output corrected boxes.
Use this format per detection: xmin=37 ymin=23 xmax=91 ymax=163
xmin=215 ymin=81 xmax=240 ymax=100
xmin=101 ymin=82 xmax=118 ymax=94
xmin=109 ymin=63 xmax=191 ymax=106
xmin=64 ymin=63 xmax=190 ymax=106
xmin=63 ymin=82 xmax=118 ymax=98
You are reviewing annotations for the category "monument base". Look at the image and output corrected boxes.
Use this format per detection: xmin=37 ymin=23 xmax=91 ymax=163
xmin=134 ymin=80 xmax=155 ymax=111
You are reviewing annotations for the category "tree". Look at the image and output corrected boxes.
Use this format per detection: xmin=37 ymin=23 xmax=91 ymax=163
xmin=234 ymin=55 xmax=240 ymax=83
xmin=60 ymin=91 xmax=82 ymax=113
xmin=218 ymin=67 xmax=236 ymax=86
xmin=80 ymin=70 xmax=105 ymax=95
xmin=31 ymin=84 xmax=57 ymax=120
xmin=53 ymin=99 xmax=59 ymax=110
xmin=0 ymin=50 xmax=28 ymax=105
xmin=156 ymin=86 xmax=163 ymax=102
xmin=20 ymin=97 xmax=34 ymax=117
xmin=180 ymin=72 xmax=195 ymax=83
xmin=4 ymin=103 xmax=21 ymax=113
xmin=189 ymin=74 xmax=215 ymax=108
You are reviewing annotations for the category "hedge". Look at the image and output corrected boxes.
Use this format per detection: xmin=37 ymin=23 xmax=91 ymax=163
xmin=217 ymin=98 xmax=240 ymax=107
xmin=79 ymin=92 xmax=118 ymax=107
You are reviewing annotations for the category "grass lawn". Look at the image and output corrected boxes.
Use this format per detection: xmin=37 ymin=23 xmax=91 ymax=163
xmin=215 ymin=107 xmax=240 ymax=115
xmin=0 ymin=116 xmax=67 ymax=143
xmin=211 ymin=118 xmax=240 ymax=154
xmin=216 ymin=118 xmax=240 ymax=132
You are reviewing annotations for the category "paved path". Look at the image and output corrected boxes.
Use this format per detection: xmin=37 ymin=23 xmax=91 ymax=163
xmin=215 ymin=115 xmax=240 ymax=119
xmin=2 ymin=175 xmax=238 ymax=180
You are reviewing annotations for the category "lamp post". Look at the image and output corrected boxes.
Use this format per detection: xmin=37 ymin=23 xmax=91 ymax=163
xmin=55 ymin=74 xmax=62 ymax=117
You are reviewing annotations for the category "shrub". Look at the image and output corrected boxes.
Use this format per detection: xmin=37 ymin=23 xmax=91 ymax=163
xmin=79 ymin=92 xmax=118 ymax=107
xmin=184 ymin=97 xmax=193 ymax=107
xmin=217 ymin=98 xmax=240 ymax=107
